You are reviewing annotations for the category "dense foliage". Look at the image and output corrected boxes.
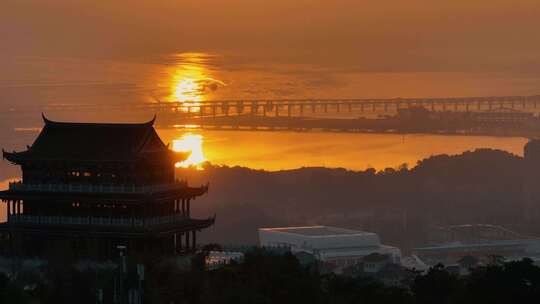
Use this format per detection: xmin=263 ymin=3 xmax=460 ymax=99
xmin=184 ymin=149 xmax=529 ymax=251
xmin=2 ymin=251 xmax=540 ymax=304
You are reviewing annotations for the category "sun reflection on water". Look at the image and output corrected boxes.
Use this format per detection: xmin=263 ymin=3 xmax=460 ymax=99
xmin=168 ymin=53 xmax=225 ymax=104
xmin=173 ymin=134 xmax=206 ymax=170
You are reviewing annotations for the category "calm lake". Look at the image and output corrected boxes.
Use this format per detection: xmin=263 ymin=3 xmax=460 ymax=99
xmin=0 ymin=128 xmax=528 ymax=222
xmin=0 ymin=52 xmax=534 ymax=221
xmin=158 ymin=129 xmax=528 ymax=171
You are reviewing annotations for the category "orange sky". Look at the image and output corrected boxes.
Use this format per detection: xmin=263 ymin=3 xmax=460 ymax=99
xmin=2 ymin=0 xmax=540 ymax=72
xmin=2 ymin=1 xmax=540 ymax=101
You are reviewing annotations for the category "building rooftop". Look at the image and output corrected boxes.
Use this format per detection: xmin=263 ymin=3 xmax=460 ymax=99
xmin=259 ymin=226 xmax=374 ymax=237
xmin=258 ymin=226 xmax=401 ymax=258
xmin=2 ymin=114 xmax=182 ymax=163
xmin=415 ymin=238 xmax=540 ymax=251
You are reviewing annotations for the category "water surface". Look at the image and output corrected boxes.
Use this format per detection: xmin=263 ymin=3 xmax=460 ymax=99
xmin=159 ymin=129 xmax=527 ymax=171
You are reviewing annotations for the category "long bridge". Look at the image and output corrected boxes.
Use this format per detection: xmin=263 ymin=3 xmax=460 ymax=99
xmin=3 ymin=95 xmax=540 ymax=137
xmin=7 ymin=95 xmax=540 ymax=118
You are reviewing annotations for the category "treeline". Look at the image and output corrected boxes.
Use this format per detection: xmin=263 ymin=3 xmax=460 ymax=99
xmin=184 ymin=148 xmax=529 ymax=250
xmin=3 ymin=250 xmax=540 ymax=303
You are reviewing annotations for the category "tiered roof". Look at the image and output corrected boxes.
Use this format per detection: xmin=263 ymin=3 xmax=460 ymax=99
xmin=3 ymin=114 xmax=186 ymax=163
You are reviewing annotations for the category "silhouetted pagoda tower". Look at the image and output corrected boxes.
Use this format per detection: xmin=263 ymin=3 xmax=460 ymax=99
xmin=0 ymin=115 xmax=214 ymax=258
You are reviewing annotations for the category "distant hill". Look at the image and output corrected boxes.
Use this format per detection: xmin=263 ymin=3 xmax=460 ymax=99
xmin=183 ymin=149 xmax=528 ymax=252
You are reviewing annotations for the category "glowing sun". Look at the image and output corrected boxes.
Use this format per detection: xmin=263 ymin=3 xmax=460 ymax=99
xmin=173 ymin=134 xmax=206 ymax=169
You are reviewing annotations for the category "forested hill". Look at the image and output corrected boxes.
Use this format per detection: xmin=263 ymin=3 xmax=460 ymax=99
xmin=184 ymin=149 xmax=528 ymax=251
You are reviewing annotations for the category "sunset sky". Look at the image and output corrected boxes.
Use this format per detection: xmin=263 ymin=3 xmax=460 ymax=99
xmin=2 ymin=1 xmax=539 ymax=67
xmin=2 ymin=0 xmax=540 ymax=101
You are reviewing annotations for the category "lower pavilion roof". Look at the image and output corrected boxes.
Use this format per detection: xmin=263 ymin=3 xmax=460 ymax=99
xmin=0 ymin=183 xmax=209 ymax=203
xmin=0 ymin=217 xmax=215 ymax=237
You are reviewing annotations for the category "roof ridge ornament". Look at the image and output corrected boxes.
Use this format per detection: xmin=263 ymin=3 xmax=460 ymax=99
xmin=147 ymin=114 xmax=157 ymax=126
xmin=42 ymin=113 xmax=52 ymax=124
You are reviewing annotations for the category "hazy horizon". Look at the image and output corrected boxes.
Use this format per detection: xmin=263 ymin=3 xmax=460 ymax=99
xmin=2 ymin=0 xmax=540 ymax=106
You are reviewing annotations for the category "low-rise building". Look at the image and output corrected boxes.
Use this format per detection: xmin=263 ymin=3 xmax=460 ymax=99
xmin=363 ymin=252 xmax=392 ymax=273
xmin=414 ymin=238 xmax=540 ymax=266
xmin=258 ymin=226 xmax=401 ymax=272
xmin=205 ymin=251 xmax=244 ymax=270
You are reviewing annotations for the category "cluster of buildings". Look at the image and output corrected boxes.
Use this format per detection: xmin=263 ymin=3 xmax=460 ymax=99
xmin=413 ymin=224 xmax=540 ymax=266
xmin=254 ymin=223 xmax=540 ymax=283
xmin=2 ymin=115 xmax=540 ymax=288
xmin=0 ymin=114 xmax=410 ymax=281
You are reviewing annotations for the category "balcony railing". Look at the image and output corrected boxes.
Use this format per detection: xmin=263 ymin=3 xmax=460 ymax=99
xmin=8 ymin=180 xmax=190 ymax=194
xmin=8 ymin=214 xmax=190 ymax=228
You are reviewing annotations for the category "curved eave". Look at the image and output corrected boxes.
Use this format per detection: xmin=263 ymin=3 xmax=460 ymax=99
xmin=173 ymin=151 xmax=191 ymax=163
xmin=2 ymin=150 xmax=29 ymax=165
xmin=140 ymin=150 xmax=191 ymax=163
xmin=0 ymin=185 xmax=209 ymax=202
xmin=153 ymin=216 xmax=216 ymax=234
xmin=185 ymin=184 xmax=209 ymax=197
xmin=0 ymin=216 xmax=216 ymax=236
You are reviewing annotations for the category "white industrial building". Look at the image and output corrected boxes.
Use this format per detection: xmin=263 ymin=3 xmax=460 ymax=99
xmin=258 ymin=226 xmax=401 ymax=270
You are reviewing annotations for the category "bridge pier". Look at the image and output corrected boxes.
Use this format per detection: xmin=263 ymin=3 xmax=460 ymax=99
xmin=251 ymin=102 xmax=258 ymax=115
xmin=237 ymin=101 xmax=244 ymax=114
xmin=221 ymin=102 xmax=229 ymax=116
